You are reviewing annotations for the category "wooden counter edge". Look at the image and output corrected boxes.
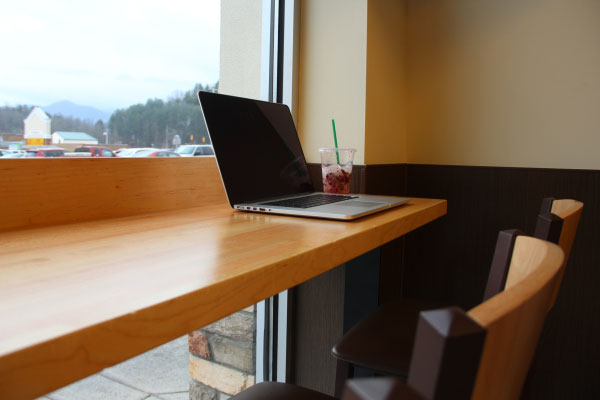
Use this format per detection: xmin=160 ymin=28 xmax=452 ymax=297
xmin=0 ymin=199 xmax=446 ymax=399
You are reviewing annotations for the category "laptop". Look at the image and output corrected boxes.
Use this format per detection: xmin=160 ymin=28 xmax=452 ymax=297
xmin=198 ymin=91 xmax=409 ymax=220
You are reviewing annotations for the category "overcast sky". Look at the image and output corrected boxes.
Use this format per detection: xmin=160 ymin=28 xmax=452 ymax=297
xmin=0 ymin=0 xmax=220 ymax=113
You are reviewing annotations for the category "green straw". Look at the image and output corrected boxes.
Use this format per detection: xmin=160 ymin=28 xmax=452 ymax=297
xmin=331 ymin=119 xmax=340 ymax=164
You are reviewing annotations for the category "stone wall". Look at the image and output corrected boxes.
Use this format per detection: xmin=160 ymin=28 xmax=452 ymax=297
xmin=189 ymin=305 xmax=256 ymax=399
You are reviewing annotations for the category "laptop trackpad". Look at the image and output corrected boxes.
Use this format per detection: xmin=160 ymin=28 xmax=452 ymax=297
xmin=341 ymin=200 xmax=386 ymax=208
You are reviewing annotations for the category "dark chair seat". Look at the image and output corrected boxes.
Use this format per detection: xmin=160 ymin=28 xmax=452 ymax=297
xmin=231 ymin=382 xmax=336 ymax=400
xmin=331 ymin=228 xmax=523 ymax=397
xmin=232 ymin=380 xmax=424 ymax=400
xmin=332 ymin=298 xmax=445 ymax=377
xmin=343 ymin=377 xmax=425 ymax=400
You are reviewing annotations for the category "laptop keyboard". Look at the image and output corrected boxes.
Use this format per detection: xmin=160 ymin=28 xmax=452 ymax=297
xmin=261 ymin=194 xmax=358 ymax=209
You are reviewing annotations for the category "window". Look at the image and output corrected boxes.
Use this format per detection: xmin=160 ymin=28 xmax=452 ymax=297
xmin=0 ymin=0 xmax=219 ymax=153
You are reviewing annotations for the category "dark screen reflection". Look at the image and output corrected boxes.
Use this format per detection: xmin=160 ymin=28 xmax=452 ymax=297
xmin=199 ymin=92 xmax=314 ymax=206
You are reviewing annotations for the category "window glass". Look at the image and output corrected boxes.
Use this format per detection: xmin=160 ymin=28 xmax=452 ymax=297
xmin=2 ymin=1 xmax=273 ymax=398
xmin=0 ymin=0 xmax=219 ymax=154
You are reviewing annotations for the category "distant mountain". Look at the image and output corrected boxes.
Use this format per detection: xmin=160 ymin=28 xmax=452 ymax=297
xmin=44 ymin=100 xmax=110 ymax=123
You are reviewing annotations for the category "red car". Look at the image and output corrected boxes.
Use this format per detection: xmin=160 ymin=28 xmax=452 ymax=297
xmin=74 ymin=146 xmax=117 ymax=157
xmin=25 ymin=148 xmax=66 ymax=157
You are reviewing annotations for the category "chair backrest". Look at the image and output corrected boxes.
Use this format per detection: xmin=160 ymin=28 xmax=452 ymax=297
xmin=483 ymin=198 xmax=582 ymax=306
xmin=482 ymin=229 xmax=524 ymax=301
xmin=469 ymin=236 xmax=564 ymax=400
xmin=343 ymin=236 xmax=564 ymax=400
xmin=533 ymin=198 xmax=583 ymax=308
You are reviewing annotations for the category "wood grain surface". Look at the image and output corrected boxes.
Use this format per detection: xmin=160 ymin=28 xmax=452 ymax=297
xmin=549 ymin=200 xmax=583 ymax=309
xmin=469 ymin=236 xmax=564 ymax=400
xmin=0 ymin=157 xmax=227 ymax=232
xmin=0 ymin=170 xmax=445 ymax=399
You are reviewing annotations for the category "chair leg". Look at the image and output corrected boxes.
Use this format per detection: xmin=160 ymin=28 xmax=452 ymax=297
xmin=334 ymin=359 xmax=354 ymax=398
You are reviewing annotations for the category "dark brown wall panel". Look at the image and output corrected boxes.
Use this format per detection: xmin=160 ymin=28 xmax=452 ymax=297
xmin=401 ymin=164 xmax=600 ymax=400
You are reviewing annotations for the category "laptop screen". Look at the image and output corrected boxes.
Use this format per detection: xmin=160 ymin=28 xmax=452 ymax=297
xmin=198 ymin=92 xmax=314 ymax=206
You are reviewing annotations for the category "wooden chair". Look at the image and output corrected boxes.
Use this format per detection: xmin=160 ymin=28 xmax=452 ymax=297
xmin=533 ymin=198 xmax=583 ymax=309
xmin=331 ymin=198 xmax=582 ymax=396
xmin=231 ymin=235 xmax=564 ymax=400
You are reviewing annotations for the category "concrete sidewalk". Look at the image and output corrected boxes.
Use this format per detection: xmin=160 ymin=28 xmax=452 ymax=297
xmin=38 ymin=336 xmax=190 ymax=400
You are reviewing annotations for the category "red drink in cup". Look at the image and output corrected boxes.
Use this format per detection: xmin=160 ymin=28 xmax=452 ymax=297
xmin=319 ymin=148 xmax=356 ymax=194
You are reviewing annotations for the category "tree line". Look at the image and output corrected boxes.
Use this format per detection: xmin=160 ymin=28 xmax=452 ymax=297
xmin=108 ymin=82 xmax=217 ymax=148
xmin=0 ymin=105 xmax=34 ymax=133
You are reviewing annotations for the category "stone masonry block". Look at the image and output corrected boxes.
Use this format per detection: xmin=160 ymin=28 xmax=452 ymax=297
xmin=190 ymin=380 xmax=218 ymax=400
xmin=209 ymin=335 xmax=254 ymax=373
xmin=203 ymin=312 xmax=255 ymax=342
xmin=243 ymin=305 xmax=254 ymax=313
xmin=189 ymin=331 xmax=211 ymax=359
xmin=189 ymin=355 xmax=254 ymax=396
xmin=219 ymin=394 xmax=231 ymax=400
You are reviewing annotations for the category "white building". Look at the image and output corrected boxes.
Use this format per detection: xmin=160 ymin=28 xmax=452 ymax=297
xmin=52 ymin=131 xmax=98 ymax=145
xmin=24 ymin=107 xmax=51 ymax=145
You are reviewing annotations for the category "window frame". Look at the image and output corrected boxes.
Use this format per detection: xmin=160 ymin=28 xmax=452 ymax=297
xmin=255 ymin=0 xmax=300 ymax=384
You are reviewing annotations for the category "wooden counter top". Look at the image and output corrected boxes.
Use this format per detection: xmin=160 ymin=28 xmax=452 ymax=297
xmin=0 ymin=158 xmax=446 ymax=399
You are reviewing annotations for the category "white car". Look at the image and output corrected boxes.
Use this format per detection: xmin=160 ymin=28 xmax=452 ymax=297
xmin=1 ymin=149 xmax=27 ymax=158
xmin=175 ymin=145 xmax=214 ymax=157
xmin=116 ymin=148 xmax=155 ymax=157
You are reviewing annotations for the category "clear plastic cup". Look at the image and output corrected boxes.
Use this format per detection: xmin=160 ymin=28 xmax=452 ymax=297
xmin=319 ymin=148 xmax=356 ymax=194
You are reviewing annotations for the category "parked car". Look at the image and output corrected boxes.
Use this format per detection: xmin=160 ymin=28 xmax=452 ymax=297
xmin=25 ymin=148 xmax=66 ymax=157
xmin=1 ymin=151 xmax=28 ymax=158
xmin=73 ymin=146 xmax=117 ymax=157
xmin=64 ymin=152 xmax=91 ymax=157
xmin=116 ymin=148 xmax=155 ymax=157
xmin=132 ymin=149 xmax=181 ymax=157
xmin=175 ymin=144 xmax=214 ymax=157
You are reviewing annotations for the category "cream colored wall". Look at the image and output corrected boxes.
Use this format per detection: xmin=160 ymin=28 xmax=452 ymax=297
xmin=405 ymin=0 xmax=600 ymax=169
xmin=298 ymin=0 xmax=368 ymax=164
xmin=364 ymin=0 xmax=406 ymax=165
xmin=219 ymin=0 xmax=263 ymax=98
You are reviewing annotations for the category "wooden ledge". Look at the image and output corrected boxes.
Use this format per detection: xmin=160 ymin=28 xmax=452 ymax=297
xmin=0 ymin=157 xmax=227 ymax=232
